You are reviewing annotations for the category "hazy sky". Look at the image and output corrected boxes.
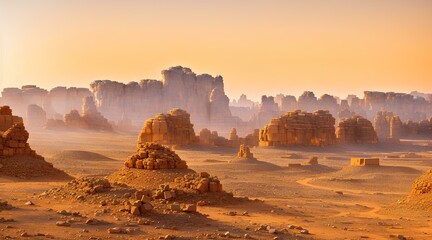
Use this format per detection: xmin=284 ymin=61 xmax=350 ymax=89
xmin=1 ymin=0 xmax=432 ymax=101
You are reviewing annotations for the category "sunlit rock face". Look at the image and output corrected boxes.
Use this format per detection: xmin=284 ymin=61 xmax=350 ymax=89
xmin=0 ymin=106 xmax=42 ymax=158
xmin=259 ymin=110 xmax=336 ymax=147
xmin=336 ymin=116 xmax=378 ymax=144
xmin=138 ymin=108 xmax=197 ymax=146
xmin=90 ymin=66 xmax=237 ymax=135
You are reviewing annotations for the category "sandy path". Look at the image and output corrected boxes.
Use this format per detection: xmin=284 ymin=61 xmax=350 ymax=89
xmin=296 ymin=177 xmax=407 ymax=195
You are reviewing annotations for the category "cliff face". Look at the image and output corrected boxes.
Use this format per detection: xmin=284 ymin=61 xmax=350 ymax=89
xmin=1 ymin=86 xmax=91 ymax=119
xmin=90 ymin=66 xmax=236 ymax=133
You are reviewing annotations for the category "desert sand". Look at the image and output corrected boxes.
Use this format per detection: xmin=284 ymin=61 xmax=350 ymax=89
xmin=0 ymin=129 xmax=431 ymax=240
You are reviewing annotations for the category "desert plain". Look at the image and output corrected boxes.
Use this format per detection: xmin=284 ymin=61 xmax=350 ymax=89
xmin=1 ymin=128 xmax=431 ymax=240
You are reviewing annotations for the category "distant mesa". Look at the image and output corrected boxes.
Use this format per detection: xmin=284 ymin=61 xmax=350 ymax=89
xmin=1 ymin=66 xmax=431 ymax=140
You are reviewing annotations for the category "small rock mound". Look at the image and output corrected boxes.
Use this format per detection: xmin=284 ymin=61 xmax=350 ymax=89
xmin=65 ymin=177 xmax=111 ymax=194
xmin=125 ymin=143 xmax=188 ymax=170
xmin=174 ymin=172 xmax=223 ymax=193
xmin=0 ymin=155 xmax=71 ymax=180
xmin=399 ymin=169 xmax=432 ymax=211
xmin=108 ymin=168 xmax=196 ymax=190
xmin=411 ymin=169 xmax=432 ymax=194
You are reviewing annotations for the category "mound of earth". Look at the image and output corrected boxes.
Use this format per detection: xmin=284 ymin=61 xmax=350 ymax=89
xmin=125 ymin=142 xmax=188 ymax=170
xmin=0 ymin=156 xmax=71 ymax=180
xmin=411 ymin=169 xmax=432 ymax=194
xmin=398 ymin=169 xmax=432 ymax=211
xmin=108 ymin=167 xmax=196 ymax=190
xmin=50 ymin=150 xmax=116 ymax=162
xmin=228 ymin=157 xmax=282 ymax=171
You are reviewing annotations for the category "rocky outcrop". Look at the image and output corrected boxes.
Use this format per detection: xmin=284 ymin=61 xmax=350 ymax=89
xmin=336 ymin=116 xmax=378 ymax=144
xmin=373 ymin=111 xmax=394 ymax=140
xmin=0 ymin=106 xmax=42 ymax=158
xmin=174 ymin=172 xmax=223 ymax=193
xmin=250 ymin=95 xmax=281 ymax=128
xmin=46 ymin=97 xmax=112 ymax=131
xmin=138 ymin=109 xmax=197 ymax=146
xmin=390 ymin=116 xmax=403 ymax=140
xmin=337 ymin=109 xmax=356 ymax=120
xmin=259 ymin=110 xmax=336 ymax=147
xmin=237 ymin=144 xmax=254 ymax=159
xmin=125 ymin=143 xmax=188 ymax=170
xmin=1 ymin=86 xmax=91 ymax=119
xmin=0 ymin=106 xmax=23 ymax=132
xmin=90 ymin=66 xmax=237 ymax=134
xmin=197 ymin=128 xmax=259 ymax=148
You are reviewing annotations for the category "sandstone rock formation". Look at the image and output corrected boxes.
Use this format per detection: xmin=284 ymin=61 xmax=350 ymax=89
xmin=138 ymin=109 xmax=196 ymax=146
xmin=197 ymin=128 xmax=229 ymax=147
xmin=259 ymin=110 xmax=336 ymax=147
xmin=373 ymin=111 xmax=394 ymax=140
xmin=26 ymin=104 xmax=47 ymax=128
xmin=253 ymin=95 xmax=281 ymax=128
xmin=1 ymin=86 xmax=91 ymax=119
xmin=336 ymin=116 xmax=378 ymax=144
xmin=237 ymin=144 xmax=254 ymax=159
xmin=0 ymin=107 xmax=37 ymax=157
xmin=80 ymin=96 xmax=113 ymax=131
xmin=197 ymin=128 xmax=259 ymax=148
xmin=390 ymin=116 xmax=403 ymax=139
xmin=174 ymin=172 xmax=223 ymax=193
xmin=125 ymin=143 xmax=188 ymax=170
xmin=0 ymin=106 xmax=43 ymax=158
xmin=0 ymin=106 xmax=23 ymax=132
xmin=90 ymin=66 xmax=238 ymax=134
xmin=337 ymin=109 xmax=356 ymax=120
xmin=46 ymin=96 xmax=113 ymax=131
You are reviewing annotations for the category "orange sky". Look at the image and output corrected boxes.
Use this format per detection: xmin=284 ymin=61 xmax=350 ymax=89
xmin=1 ymin=0 xmax=432 ymax=101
